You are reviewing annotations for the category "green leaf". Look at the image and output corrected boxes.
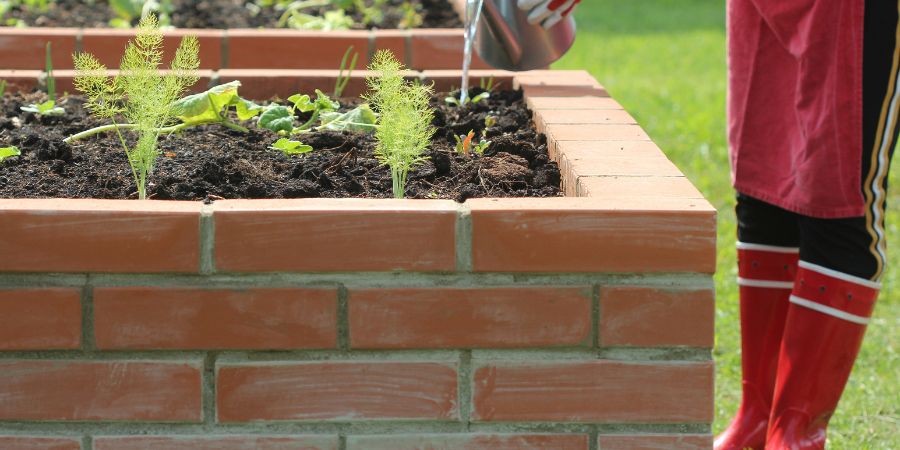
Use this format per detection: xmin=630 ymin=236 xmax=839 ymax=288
xmin=313 ymin=89 xmax=339 ymax=112
xmin=288 ymin=94 xmax=314 ymax=113
xmin=319 ymin=104 xmax=378 ymax=132
xmin=0 ymin=146 xmax=21 ymax=162
xmin=21 ymin=100 xmax=65 ymax=116
xmin=235 ymin=98 xmax=264 ymax=121
xmin=258 ymin=104 xmax=295 ymax=134
xmin=173 ymin=81 xmax=241 ymax=124
xmin=109 ymin=0 xmax=143 ymax=21
xmin=472 ymin=92 xmax=490 ymax=103
xmin=270 ymin=138 xmax=313 ymax=156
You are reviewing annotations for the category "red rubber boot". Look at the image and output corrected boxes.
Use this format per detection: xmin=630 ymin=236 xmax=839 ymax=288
xmin=766 ymin=262 xmax=879 ymax=450
xmin=715 ymin=243 xmax=799 ymax=450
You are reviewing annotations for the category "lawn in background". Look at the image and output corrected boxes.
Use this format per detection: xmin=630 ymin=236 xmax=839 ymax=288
xmin=554 ymin=1 xmax=898 ymax=447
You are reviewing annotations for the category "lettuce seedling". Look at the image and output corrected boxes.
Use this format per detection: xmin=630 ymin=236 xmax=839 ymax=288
xmin=172 ymin=81 xmax=255 ymax=131
xmin=270 ymin=137 xmax=313 ymax=156
xmin=22 ymin=42 xmax=65 ymax=116
xmin=398 ymin=1 xmax=423 ymax=29
xmin=319 ymin=104 xmax=377 ymax=132
xmin=0 ymin=146 xmax=21 ymax=162
xmin=365 ymin=50 xmax=435 ymax=199
xmin=69 ymin=14 xmax=199 ymax=200
xmin=253 ymin=86 xmax=377 ymax=135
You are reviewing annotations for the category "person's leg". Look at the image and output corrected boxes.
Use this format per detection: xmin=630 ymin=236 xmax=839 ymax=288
xmin=765 ymin=1 xmax=898 ymax=448
xmin=714 ymin=194 xmax=800 ymax=450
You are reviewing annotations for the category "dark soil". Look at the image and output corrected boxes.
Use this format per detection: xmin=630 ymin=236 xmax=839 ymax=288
xmin=3 ymin=0 xmax=463 ymax=29
xmin=0 ymin=89 xmax=561 ymax=201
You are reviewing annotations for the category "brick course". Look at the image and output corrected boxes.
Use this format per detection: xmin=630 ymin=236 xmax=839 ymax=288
xmin=0 ymin=70 xmax=715 ymax=448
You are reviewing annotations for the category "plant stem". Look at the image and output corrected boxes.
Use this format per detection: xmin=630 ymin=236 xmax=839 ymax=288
xmin=63 ymin=118 xmax=248 ymax=143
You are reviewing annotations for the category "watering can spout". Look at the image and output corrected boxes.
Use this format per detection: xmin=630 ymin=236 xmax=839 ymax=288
xmin=475 ymin=0 xmax=576 ymax=71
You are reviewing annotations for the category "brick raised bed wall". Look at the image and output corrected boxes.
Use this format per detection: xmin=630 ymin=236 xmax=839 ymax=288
xmin=0 ymin=0 xmax=488 ymax=71
xmin=0 ymin=71 xmax=716 ymax=450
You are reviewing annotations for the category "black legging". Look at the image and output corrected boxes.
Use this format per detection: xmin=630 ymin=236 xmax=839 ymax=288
xmin=736 ymin=0 xmax=898 ymax=282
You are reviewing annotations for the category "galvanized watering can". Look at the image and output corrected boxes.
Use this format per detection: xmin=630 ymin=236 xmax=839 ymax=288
xmin=474 ymin=0 xmax=577 ymax=71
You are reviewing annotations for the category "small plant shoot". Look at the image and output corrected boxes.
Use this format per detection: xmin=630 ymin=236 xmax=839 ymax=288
xmin=270 ymin=137 xmax=313 ymax=156
xmin=0 ymin=145 xmax=21 ymax=162
xmin=445 ymin=76 xmax=496 ymax=107
xmin=454 ymin=129 xmax=490 ymax=156
xmin=333 ymin=45 xmax=359 ymax=98
xmin=365 ymin=50 xmax=435 ymax=199
xmin=0 ymin=79 xmax=6 ymax=97
xmin=21 ymin=42 xmax=65 ymax=116
xmin=69 ymin=14 xmax=200 ymax=200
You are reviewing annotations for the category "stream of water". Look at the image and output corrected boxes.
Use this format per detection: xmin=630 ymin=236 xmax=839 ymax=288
xmin=460 ymin=0 xmax=486 ymax=104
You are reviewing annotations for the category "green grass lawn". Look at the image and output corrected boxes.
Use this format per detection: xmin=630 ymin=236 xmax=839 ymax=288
xmin=555 ymin=1 xmax=898 ymax=447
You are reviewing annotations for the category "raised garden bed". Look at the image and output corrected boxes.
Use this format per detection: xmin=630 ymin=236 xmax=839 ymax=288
xmin=0 ymin=69 xmax=717 ymax=449
xmin=0 ymin=0 xmax=489 ymax=70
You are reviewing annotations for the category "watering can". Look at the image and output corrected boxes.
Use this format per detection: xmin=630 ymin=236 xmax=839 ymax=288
xmin=473 ymin=0 xmax=577 ymax=71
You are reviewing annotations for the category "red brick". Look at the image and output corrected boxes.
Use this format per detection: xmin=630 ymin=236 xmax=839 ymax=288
xmin=0 ymin=28 xmax=78 ymax=70
xmin=217 ymin=362 xmax=458 ymax=422
xmin=521 ymin=85 xmax=608 ymax=98
xmin=93 ymin=436 xmax=338 ymax=450
xmin=0 ymin=437 xmax=81 ymax=450
xmin=577 ymin=176 xmax=705 ymax=199
xmin=346 ymin=434 xmax=589 ymax=450
xmin=81 ymin=29 xmax=223 ymax=70
xmin=410 ymin=30 xmax=491 ymax=70
xmin=227 ymin=30 xmax=368 ymax=69
xmin=0 ymin=360 xmax=202 ymax=421
xmin=0 ymin=70 xmax=41 ymax=92
xmin=598 ymin=434 xmax=713 ymax=450
xmin=514 ymin=70 xmax=603 ymax=89
xmin=472 ymin=360 xmax=714 ymax=422
xmin=0 ymin=199 xmax=201 ymax=273
xmin=546 ymin=124 xmax=650 ymax=142
xmin=534 ymin=109 xmax=636 ymax=134
xmin=349 ymin=287 xmax=592 ymax=349
xmin=600 ymin=287 xmax=715 ymax=347
xmin=469 ymin=198 xmax=717 ymax=273
xmin=527 ymin=96 xmax=622 ymax=111
xmin=216 ymin=69 xmax=370 ymax=100
xmin=94 ymin=287 xmax=337 ymax=350
xmin=372 ymin=30 xmax=409 ymax=66
xmin=0 ymin=288 xmax=81 ymax=350
xmin=214 ymin=199 xmax=457 ymax=272
xmin=551 ymin=140 xmax=663 ymax=162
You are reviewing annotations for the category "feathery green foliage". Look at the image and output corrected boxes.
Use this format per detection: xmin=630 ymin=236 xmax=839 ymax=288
xmin=72 ymin=14 xmax=199 ymax=200
xmin=365 ymin=50 xmax=435 ymax=199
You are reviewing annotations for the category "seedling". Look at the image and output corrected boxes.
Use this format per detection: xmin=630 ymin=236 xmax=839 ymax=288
xmin=398 ymin=1 xmax=423 ymax=29
xmin=454 ymin=129 xmax=490 ymax=156
xmin=0 ymin=79 xmax=7 ymax=97
xmin=109 ymin=0 xmax=172 ymax=28
xmin=21 ymin=42 xmax=65 ymax=116
xmin=333 ymin=45 xmax=359 ymax=97
xmin=270 ymin=137 xmax=313 ymax=156
xmin=445 ymin=76 xmax=497 ymax=107
xmin=484 ymin=115 xmax=498 ymax=129
xmin=365 ymin=50 xmax=435 ymax=199
xmin=257 ymin=89 xmax=376 ymax=134
xmin=68 ymin=14 xmax=200 ymax=200
xmin=274 ymin=0 xmax=390 ymax=30
xmin=0 ymin=146 xmax=21 ymax=162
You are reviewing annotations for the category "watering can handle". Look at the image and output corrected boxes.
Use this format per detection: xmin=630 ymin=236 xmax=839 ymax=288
xmin=482 ymin=0 xmax=525 ymax=66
